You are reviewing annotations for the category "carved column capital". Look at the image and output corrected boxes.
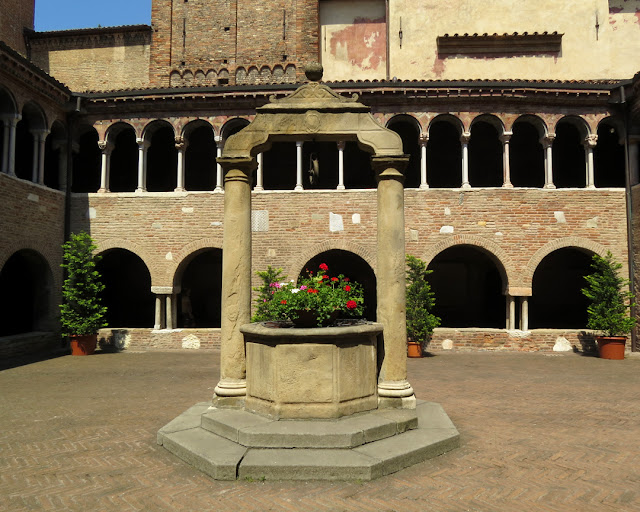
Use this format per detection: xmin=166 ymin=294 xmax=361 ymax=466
xmin=541 ymin=134 xmax=556 ymax=147
xmin=175 ymin=135 xmax=188 ymax=150
xmin=419 ymin=135 xmax=429 ymax=146
xmin=584 ymin=134 xmax=598 ymax=148
xmin=460 ymin=132 xmax=471 ymax=144
xmin=499 ymin=131 xmax=513 ymax=144
xmin=336 ymin=140 xmax=346 ymax=151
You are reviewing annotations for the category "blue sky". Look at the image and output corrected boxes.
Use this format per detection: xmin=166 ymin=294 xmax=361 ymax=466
xmin=35 ymin=1 xmax=151 ymax=32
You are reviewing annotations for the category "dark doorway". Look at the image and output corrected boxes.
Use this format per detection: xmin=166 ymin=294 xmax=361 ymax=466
xmin=388 ymin=118 xmax=421 ymax=188
xmin=427 ymin=246 xmax=505 ymax=328
xmin=594 ymin=122 xmax=625 ymax=188
xmin=177 ymin=249 xmax=223 ymax=328
xmin=529 ymin=248 xmax=592 ymax=329
xmin=97 ymin=249 xmax=154 ymax=327
xmin=109 ymin=127 xmax=138 ymax=192
xmin=427 ymin=120 xmax=461 ymax=188
xmin=147 ymin=126 xmax=177 ymax=192
xmin=72 ymin=128 xmax=101 ymax=193
xmin=553 ymin=121 xmax=585 ymax=188
xmin=185 ymin=124 xmax=216 ymax=191
xmin=0 ymin=250 xmax=52 ymax=336
xmin=469 ymin=121 xmax=503 ymax=187
xmin=510 ymin=121 xmax=545 ymax=188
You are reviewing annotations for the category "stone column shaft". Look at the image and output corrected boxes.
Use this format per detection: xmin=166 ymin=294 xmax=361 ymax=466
xmin=214 ymin=136 xmax=224 ymax=192
xmin=461 ymin=132 xmax=471 ymax=188
xmin=136 ymin=138 xmax=149 ymax=192
xmin=419 ymin=137 xmax=429 ymax=189
xmin=542 ymin=135 xmax=555 ymax=189
xmin=175 ymin=137 xmax=187 ymax=192
xmin=337 ymin=141 xmax=345 ymax=190
xmin=500 ymin=132 xmax=513 ymax=188
xmin=521 ymin=297 xmax=529 ymax=331
xmin=255 ymin=152 xmax=264 ymax=191
xmin=584 ymin=135 xmax=597 ymax=189
xmin=1 ymin=118 xmax=9 ymax=174
xmin=166 ymin=294 xmax=173 ymax=329
xmin=373 ymin=155 xmax=415 ymax=408
xmin=98 ymin=141 xmax=112 ymax=193
xmin=7 ymin=116 xmax=19 ymax=176
xmin=37 ymin=131 xmax=47 ymax=185
xmin=214 ymin=157 xmax=257 ymax=402
xmin=154 ymin=295 xmax=165 ymax=329
xmin=31 ymin=134 xmax=39 ymax=183
xmin=506 ymin=295 xmax=516 ymax=330
xmin=630 ymin=140 xmax=640 ymax=186
xmin=295 ymin=141 xmax=303 ymax=191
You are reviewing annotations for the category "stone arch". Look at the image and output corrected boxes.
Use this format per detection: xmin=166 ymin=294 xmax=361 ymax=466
xmin=169 ymin=70 xmax=181 ymax=86
xmin=554 ymin=115 xmax=591 ymax=138
xmin=387 ymin=114 xmax=421 ymax=188
xmin=513 ymin=114 xmax=548 ymax=138
xmin=523 ymin=237 xmax=610 ymax=287
xmin=221 ymin=117 xmax=250 ymax=140
xmin=172 ymin=238 xmax=224 ymax=286
xmin=289 ymin=241 xmax=376 ymax=280
xmin=421 ymin=235 xmax=513 ymax=293
xmin=470 ymin=113 xmax=505 ymax=134
xmin=510 ymin=114 xmax=547 ymax=188
xmin=0 ymin=240 xmax=61 ymax=294
xmin=141 ymin=119 xmax=175 ymax=141
xmin=105 ymin=121 xmax=138 ymax=143
xmin=0 ymin=85 xmax=18 ymax=116
xmin=427 ymin=113 xmax=463 ymax=136
xmin=386 ymin=114 xmax=422 ymax=135
xmin=94 ymin=238 xmax=160 ymax=286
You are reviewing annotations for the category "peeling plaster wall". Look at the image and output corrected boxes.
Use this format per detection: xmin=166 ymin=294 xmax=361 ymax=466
xmin=387 ymin=0 xmax=640 ymax=81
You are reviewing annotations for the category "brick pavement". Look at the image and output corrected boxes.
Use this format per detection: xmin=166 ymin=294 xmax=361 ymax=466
xmin=0 ymin=350 xmax=639 ymax=512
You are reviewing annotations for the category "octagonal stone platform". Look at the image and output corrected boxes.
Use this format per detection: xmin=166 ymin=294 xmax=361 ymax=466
xmin=157 ymin=400 xmax=459 ymax=481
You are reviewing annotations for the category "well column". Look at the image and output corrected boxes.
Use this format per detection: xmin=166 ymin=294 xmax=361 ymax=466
xmin=214 ymin=156 xmax=257 ymax=405
xmin=372 ymin=155 xmax=416 ymax=408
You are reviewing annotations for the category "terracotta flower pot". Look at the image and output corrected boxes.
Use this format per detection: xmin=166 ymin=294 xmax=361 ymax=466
xmin=407 ymin=341 xmax=422 ymax=358
xmin=596 ymin=336 xmax=626 ymax=360
xmin=69 ymin=334 xmax=98 ymax=356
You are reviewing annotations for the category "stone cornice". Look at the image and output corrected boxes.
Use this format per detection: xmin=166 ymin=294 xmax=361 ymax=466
xmin=26 ymin=26 xmax=151 ymax=51
xmin=437 ymin=32 xmax=563 ymax=55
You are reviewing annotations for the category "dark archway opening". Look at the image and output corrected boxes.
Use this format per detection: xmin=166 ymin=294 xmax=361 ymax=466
xmin=262 ymin=141 xmax=297 ymax=190
xmin=177 ymin=249 xmax=222 ymax=328
xmin=595 ymin=123 xmax=625 ymax=188
xmin=300 ymin=250 xmax=377 ymax=321
xmin=553 ymin=122 xmax=585 ymax=188
xmin=469 ymin=121 xmax=502 ymax=187
xmin=343 ymin=141 xmax=375 ymax=189
xmin=389 ymin=120 xmax=421 ymax=188
xmin=529 ymin=248 xmax=592 ymax=329
xmin=427 ymin=121 xmax=461 ymax=188
xmin=0 ymin=250 xmax=52 ymax=336
xmin=72 ymin=129 xmax=101 ymax=193
xmin=185 ymin=124 xmax=216 ymax=191
xmin=302 ymin=141 xmax=339 ymax=189
xmin=510 ymin=122 xmax=544 ymax=188
xmin=147 ymin=126 xmax=177 ymax=192
xmin=109 ymin=128 xmax=138 ymax=192
xmin=14 ymin=118 xmax=34 ymax=181
xmin=427 ymin=246 xmax=505 ymax=328
xmin=97 ymin=249 xmax=154 ymax=328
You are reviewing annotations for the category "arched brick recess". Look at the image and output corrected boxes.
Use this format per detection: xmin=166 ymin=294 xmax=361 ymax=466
xmin=523 ymin=237 xmax=610 ymax=287
xmin=171 ymin=238 xmax=223 ymax=287
xmin=288 ymin=240 xmax=376 ymax=279
xmin=0 ymin=240 xmax=61 ymax=293
xmin=94 ymin=238 xmax=158 ymax=286
xmin=419 ymin=235 xmax=514 ymax=293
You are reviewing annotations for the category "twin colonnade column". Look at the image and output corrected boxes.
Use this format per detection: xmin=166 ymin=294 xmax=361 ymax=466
xmin=372 ymin=155 xmax=416 ymax=409
xmin=214 ymin=156 xmax=257 ymax=404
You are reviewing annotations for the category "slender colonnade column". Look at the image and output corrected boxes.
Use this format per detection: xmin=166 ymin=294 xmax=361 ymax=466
xmin=500 ymin=132 xmax=513 ymax=188
xmin=542 ymin=134 xmax=556 ymax=189
xmin=1 ymin=117 xmax=9 ymax=174
xmin=175 ymin=136 xmax=187 ymax=192
xmin=214 ymin=135 xmax=224 ymax=192
xmin=7 ymin=115 xmax=20 ymax=176
xmin=98 ymin=140 xmax=113 ymax=192
xmin=295 ymin=141 xmax=304 ymax=191
xmin=461 ymin=132 xmax=471 ymax=188
xmin=136 ymin=138 xmax=149 ymax=192
xmin=584 ymin=134 xmax=597 ymax=189
xmin=419 ymin=136 xmax=429 ymax=189
xmin=372 ymin=155 xmax=415 ymax=409
xmin=337 ymin=141 xmax=345 ymax=190
xmin=254 ymin=152 xmax=264 ymax=191
xmin=214 ymin=156 xmax=257 ymax=404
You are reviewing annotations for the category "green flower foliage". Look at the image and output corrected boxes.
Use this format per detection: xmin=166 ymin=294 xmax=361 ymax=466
xmin=59 ymin=232 xmax=108 ymax=336
xmin=252 ymin=264 xmax=364 ymax=327
xmin=581 ymin=251 xmax=636 ymax=337
xmin=406 ymin=254 xmax=440 ymax=343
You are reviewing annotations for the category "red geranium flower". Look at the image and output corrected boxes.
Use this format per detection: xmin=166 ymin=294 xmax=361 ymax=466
xmin=319 ymin=263 xmax=329 ymax=271
xmin=331 ymin=277 xmax=339 ymax=282
xmin=322 ymin=275 xmax=329 ymax=280
xmin=344 ymin=285 xmax=351 ymax=292
xmin=346 ymin=300 xmax=357 ymax=310
xmin=343 ymin=277 xmax=350 ymax=282
xmin=280 ymin=300 xmax=287 ymax=304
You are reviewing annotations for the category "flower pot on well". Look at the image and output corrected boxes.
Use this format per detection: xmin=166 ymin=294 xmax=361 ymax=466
xmin=407 ymin=341 xmax=422 ymax=358
xmin=69 ymin=334 xmax=98 ymax=356
xmin=596 ymin=336 xmax=626 ymax=360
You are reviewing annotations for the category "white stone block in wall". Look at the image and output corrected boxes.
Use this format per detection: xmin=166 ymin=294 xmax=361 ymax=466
xmin=166 ymin=252 xmax=173 ymax=261
xmin=441 ymin=339 xmax=454 ymax=350
xmin=553 ymin=336 xmax=572 ymax=352
xmin=87 ymin=207 xmax=97 ymax=219
xmin=27 ymin=193 xmax=39 ymax=202
xmin=586 ymin=216 xmax=599 ymax=228
xmin=444 ymin=207 xmax=451 ymax=216
xmin=352 ymin=213 xmax=361 ymax=224
xmin=182 ymin=207 xmax=194 ymax=214
xmin=182 ymin=334 xmax=201 ymax=349
xmin=440 ymin=225 xmax=454 ymax=234
xmin=252 ymin=210 xmax=269 ymax=232
xmin=330 ymin=212 xmax=344 ymax=232
xmin=554 ymin=211 xmax=566 ymax=223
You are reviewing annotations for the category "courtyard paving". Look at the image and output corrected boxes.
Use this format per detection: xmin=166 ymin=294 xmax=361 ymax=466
xmin=0 ymin=349 xmax=639 ymax=511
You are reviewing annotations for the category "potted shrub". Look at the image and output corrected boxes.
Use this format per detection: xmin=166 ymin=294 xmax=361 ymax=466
xmin=252 ymin=263 xmax=364 ymax=327
xmin=581 ymin=251 xmax=636 ymax=359
xmin=406 ymin=255 xmax=440 ymax=357
xmin=60 ymin=232 xmax=108 ymax=355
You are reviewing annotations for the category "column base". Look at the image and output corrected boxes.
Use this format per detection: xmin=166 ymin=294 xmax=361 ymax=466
xmin=253 ymin=186 xmax=264 ymax=192
xmin=419 ymin=184 xmax=429 ymax=190
xmin=502 ymin=183 xmax=514 ymax=188
xmin=378 ymin=395 xmax=417 ymax=410
xmin=461 ymin=183 xmax=471 ymax=189
xmin=336 ymin=185 xmax=346 ymax=190
xmin=174 ymin=187 xmax=186 ymax=192
xmin=294 ymin=185 xmax=304 ymax=191
xmin=213 ymin=378 xmax=246 ymax=401
xmin=135 ymin=187 xmax=147 ymax=193
xmin=377 ymin=380 xmax=415 ymax=410
xmin=97 ymin=188 xmax=110 ymax=194
xmin=543 ymin=184 xmax=556 ymax=189
xmin=213 ymin=186 xmax=224 ymax=193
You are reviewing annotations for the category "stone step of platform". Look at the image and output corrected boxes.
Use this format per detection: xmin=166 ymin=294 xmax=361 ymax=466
xmin=201 ymin=406 xmax=418 ymax=448
xmin=157 ymin=401 xmax=459 ymax=481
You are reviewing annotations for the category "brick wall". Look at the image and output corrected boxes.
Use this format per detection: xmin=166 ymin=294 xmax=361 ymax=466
xmin=0 ymin=0 xmax=34 ymax=56
xmin=150 ymin=0 xmax=318 ymax=87
xmin=0 ymin=174 xmax=66 ymax=359
xmin=29 ymin=28 xmax=151 ymax=92
xmin=69 ymin=186 xmax=628 ymax=351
